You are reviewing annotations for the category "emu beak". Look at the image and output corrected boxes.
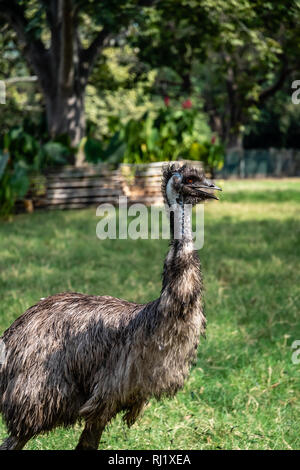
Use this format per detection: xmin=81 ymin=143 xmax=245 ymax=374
xmin=193 ymin=181 xmax=222 ymax=200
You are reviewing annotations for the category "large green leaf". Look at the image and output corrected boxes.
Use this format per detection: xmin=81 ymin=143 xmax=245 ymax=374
xmin=84 ymin=138 xmax=103 ymax=163
xmin=10 ymin=161 xmax=30 ymax=199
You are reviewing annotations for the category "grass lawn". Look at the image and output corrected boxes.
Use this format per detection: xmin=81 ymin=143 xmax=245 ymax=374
xmin=0 ymin=179 xmax=299 ymax=450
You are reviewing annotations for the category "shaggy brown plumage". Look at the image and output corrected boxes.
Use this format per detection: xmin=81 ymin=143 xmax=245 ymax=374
xmin=0 ymin=163 xmax=221 ymax=450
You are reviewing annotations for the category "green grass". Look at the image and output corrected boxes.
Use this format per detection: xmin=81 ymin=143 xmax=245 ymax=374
xmin=0 ymin=179 xmax=299 ymax=450
xmin=218 ymin=178 xmax=300 ymax=202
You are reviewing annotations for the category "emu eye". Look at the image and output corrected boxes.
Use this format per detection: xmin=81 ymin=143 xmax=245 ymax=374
xmin=186 ymin=178 xmax=194 ymax=184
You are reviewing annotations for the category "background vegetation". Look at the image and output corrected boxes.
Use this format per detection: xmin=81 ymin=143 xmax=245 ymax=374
xmin=1 ymin=1 xmax=300 ymax=157
xmin=1 ymin=1 xmax=300 ymax=215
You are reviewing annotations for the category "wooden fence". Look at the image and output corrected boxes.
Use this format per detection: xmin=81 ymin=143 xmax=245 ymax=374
xmin=34 ymin=160 xmax=203 ymax=211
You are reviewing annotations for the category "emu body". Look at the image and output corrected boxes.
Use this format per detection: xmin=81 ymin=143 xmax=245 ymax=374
xmin=0 ymin=164 xmax=220 ymax=450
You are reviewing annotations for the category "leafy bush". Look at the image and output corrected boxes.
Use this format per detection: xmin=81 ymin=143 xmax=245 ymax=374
xmin=3 ymin=127 xmax=39 ymax=165
xmin=0 ymin=125 xmax=73 ymax=216
xmin=3 ymin=126 xmax=74 ymax=170
xmin=0 ymin=152 xmax=30 ymax=217
xmin=189 ymin=139 xmax=225 ymax=177
xmin=83 ymin=133 xmax=126 ymax=164
xmin=35 ymin=141 xmax=72 ymax=169
xmin=89 ymin=100 xmax=224 ymax=171
xmin=120 ymin=106 xmax=198 ymax=163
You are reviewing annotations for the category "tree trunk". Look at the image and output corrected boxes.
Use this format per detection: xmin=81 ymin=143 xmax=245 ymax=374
xmin=1 ymin=0 xmax=111 ymax=166
xmin=43 ymin=0 xmax=86 ymax=164
xmin=45 ymin=88 xmax=85 ymax=165
xmin=226 ymin=132 xmax=243 ymax=152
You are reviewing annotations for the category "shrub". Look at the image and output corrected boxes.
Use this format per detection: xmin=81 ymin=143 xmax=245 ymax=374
xmin=0 ymin=152 xmax=30 ymax=217
xmin=0 ymin=125 xmax=73 ymax=216
xmin=85 ymin=98 xmax=224 ymax=171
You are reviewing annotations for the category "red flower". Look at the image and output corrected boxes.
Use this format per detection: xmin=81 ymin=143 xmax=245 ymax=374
xmin=164 ymin=96 xmax=170 ymax=106
xmin=211 ymin=135 xmax=216 ymax=144
xmin=182 ymin=99 xmax=192 ymax=109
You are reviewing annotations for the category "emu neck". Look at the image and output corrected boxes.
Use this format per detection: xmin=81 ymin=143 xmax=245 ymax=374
xmin=169 ymin=203 xmax=193 ymax=244
xmin=159 ymin=203 xmax=203 ymax=319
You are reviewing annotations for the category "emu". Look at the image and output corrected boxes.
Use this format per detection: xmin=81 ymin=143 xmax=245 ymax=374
xmin=0 ymin=163 xmax=221 ymax=450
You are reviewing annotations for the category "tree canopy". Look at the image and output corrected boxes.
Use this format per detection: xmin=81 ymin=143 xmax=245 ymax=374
xmin=132 ymin=0 xmax=300 ymax=148
xmin=0 ymin=0 xmax=299 ymax=164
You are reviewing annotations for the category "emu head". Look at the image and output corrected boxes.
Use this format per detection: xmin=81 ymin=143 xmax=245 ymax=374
xmin=162 ymin=163 xmax=222 ymax=207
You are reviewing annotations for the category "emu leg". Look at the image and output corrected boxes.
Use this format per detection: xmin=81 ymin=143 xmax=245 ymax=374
xmin=75 ymin=421 xmax=105 ymax=450
xmin=0 ymin=435 xmax=29 ymax=450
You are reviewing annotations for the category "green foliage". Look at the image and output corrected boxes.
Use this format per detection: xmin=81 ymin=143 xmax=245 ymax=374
xmin=244 ymin=88 xmax=300 ymax=149
xmin=83 ymin=119 xmax=125 ymax=164
xmin=132 ymin=0 xmax=300 ymax=145
xmin=1 ymin=0 xmax=300 ymax=166
xmin=131 ymin=1 xmax=212 ymax=80
xmin=0 ymin=123 xmax=74 ymax=216
xmin=0 ymin=152 xmax=9 ymax=179
xmin=0 ymin=152 xmax=30 ymax=217
xmin=189 ymin=140 xmax=224 ymax=176
xmin=2 ymin=124 xmax=72 ymax=170
xmin=85 ymin=45 xmax=158 ymax=140
xmin=3 ymin=126 xmax=39 ymax=164
xmin=84 ymin=134 xmax=126 ymax=164
xmin=83 ymin=137 xmax=103 ymax=163
xmin=36 ymin=141 xmax=72 ymax=169
xmin=97 ymin=102 xmax=212 ymax=164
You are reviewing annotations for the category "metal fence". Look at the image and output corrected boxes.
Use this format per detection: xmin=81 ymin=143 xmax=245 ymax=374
xmin=217 ymin=148 xmax=300 ymax=178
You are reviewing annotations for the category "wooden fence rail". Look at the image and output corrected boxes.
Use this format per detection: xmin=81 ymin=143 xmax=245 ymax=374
xmin=34 ymin=160 xmax=203 ymax=211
